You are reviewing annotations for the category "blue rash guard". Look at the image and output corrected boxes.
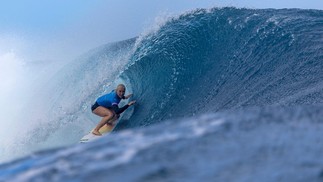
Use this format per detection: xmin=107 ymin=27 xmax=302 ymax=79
xmin=92 ymin=90 xmax=129 ymax=114
xmin=96 ymin=90 xmax=123 ymax=108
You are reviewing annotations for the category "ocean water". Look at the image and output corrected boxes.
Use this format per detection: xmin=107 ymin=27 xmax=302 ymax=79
xmin=0 ymin=7 xmax=323 ymax=182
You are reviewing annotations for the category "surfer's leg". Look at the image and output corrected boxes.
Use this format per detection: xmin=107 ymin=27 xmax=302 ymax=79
xmin=92 ymin=106 xmax=112 ymax=117
xmin=108 ymin=114 xmax=119 ymax=125
xmin=92 ymin=107 xmax=115 ymax=136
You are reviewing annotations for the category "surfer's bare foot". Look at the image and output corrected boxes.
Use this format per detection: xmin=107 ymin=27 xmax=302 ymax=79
xmin=92 ymin=130 xmax=102 ymax=136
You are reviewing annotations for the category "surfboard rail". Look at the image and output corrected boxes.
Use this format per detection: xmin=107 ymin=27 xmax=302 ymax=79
xmin=79 ymin=122 xmax=117 ymax=143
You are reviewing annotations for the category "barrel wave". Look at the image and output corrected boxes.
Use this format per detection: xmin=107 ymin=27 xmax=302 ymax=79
xmin=118 ymin=8 xmax=323 ymax=128
xmin=0 ymin=7 xmax=323 ymax=182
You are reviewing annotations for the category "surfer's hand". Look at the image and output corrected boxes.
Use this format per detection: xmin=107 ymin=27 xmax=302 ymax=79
xmin=128 ymin=100 xmax=136 ymax=106
xmin=125 ymin=94 xmax=133 ymax=99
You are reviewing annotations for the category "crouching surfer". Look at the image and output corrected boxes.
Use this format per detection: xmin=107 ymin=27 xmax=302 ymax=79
xmin=91 ymin=84 xmax=136 ymax=136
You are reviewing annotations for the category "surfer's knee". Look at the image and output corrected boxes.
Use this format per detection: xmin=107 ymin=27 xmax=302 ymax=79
xmin=103 ymin=109 xmax=114 ymax=118
xmin=103 ymin=111 xmax=116 ymax=121
xmin=110 ymin=111 xmax=116 ymax=118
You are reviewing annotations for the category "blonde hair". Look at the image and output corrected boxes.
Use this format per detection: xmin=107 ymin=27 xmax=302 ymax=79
xmin=116 ymin=84 xmax=126 ymax=90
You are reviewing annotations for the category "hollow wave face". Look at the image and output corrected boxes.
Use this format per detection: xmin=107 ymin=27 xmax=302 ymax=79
xmin=118 ymin=8 xmax=323 ymax=129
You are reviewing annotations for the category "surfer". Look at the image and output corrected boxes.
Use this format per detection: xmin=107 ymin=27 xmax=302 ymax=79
xmin=91 ymin=84 xmax=136 ymax=136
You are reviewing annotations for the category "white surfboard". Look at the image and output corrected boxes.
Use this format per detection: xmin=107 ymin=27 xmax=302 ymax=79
xmin=79 ymin=121 xmax=118 ymax=143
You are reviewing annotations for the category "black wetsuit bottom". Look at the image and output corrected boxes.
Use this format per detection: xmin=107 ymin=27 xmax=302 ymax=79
xmin=91 ymin=102 xmax=129 ymax=114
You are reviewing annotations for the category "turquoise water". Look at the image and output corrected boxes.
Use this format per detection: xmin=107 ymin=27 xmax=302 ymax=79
xmin=1 ymin=7 xmax=322 ymax=182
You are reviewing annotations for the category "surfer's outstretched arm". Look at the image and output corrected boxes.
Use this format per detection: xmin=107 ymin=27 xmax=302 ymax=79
xmin=114 ymin=100 xmax=136 ymax=115
xmin=124 ymin=93 xmax=133 ymax=99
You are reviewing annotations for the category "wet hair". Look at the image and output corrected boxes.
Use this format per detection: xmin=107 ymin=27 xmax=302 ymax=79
xmin=117 ymin=84 xmax=126 ymax=90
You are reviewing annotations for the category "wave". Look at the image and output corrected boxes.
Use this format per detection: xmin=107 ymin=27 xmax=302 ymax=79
xmin=1 ymin=105 xmax=323 ymax=181
xmin=118 ymin=7 xmax=323 ymax=128
xmin=0 ymin=7 xmax=322 ymax=181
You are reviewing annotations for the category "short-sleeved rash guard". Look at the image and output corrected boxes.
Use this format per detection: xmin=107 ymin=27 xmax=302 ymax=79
xmin=96 ymin=90 xmax=122 ymax=108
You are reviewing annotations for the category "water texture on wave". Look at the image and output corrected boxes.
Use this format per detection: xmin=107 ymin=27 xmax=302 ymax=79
xmin=1 ymin=106 xmax=323 ymax=182
xmin=0 ymin=7 xmax=322 ymax=182
xmin=118 ymin=7 xmax=323 ymax=129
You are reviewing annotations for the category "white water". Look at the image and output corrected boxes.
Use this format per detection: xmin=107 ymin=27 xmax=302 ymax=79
xmin=0 ymin=51 xmax=27 ymax=139
xmin=0 ymin=34 xmax=77 ymax=163
xmin=0 ymin=35 xmax=136 ymax=164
